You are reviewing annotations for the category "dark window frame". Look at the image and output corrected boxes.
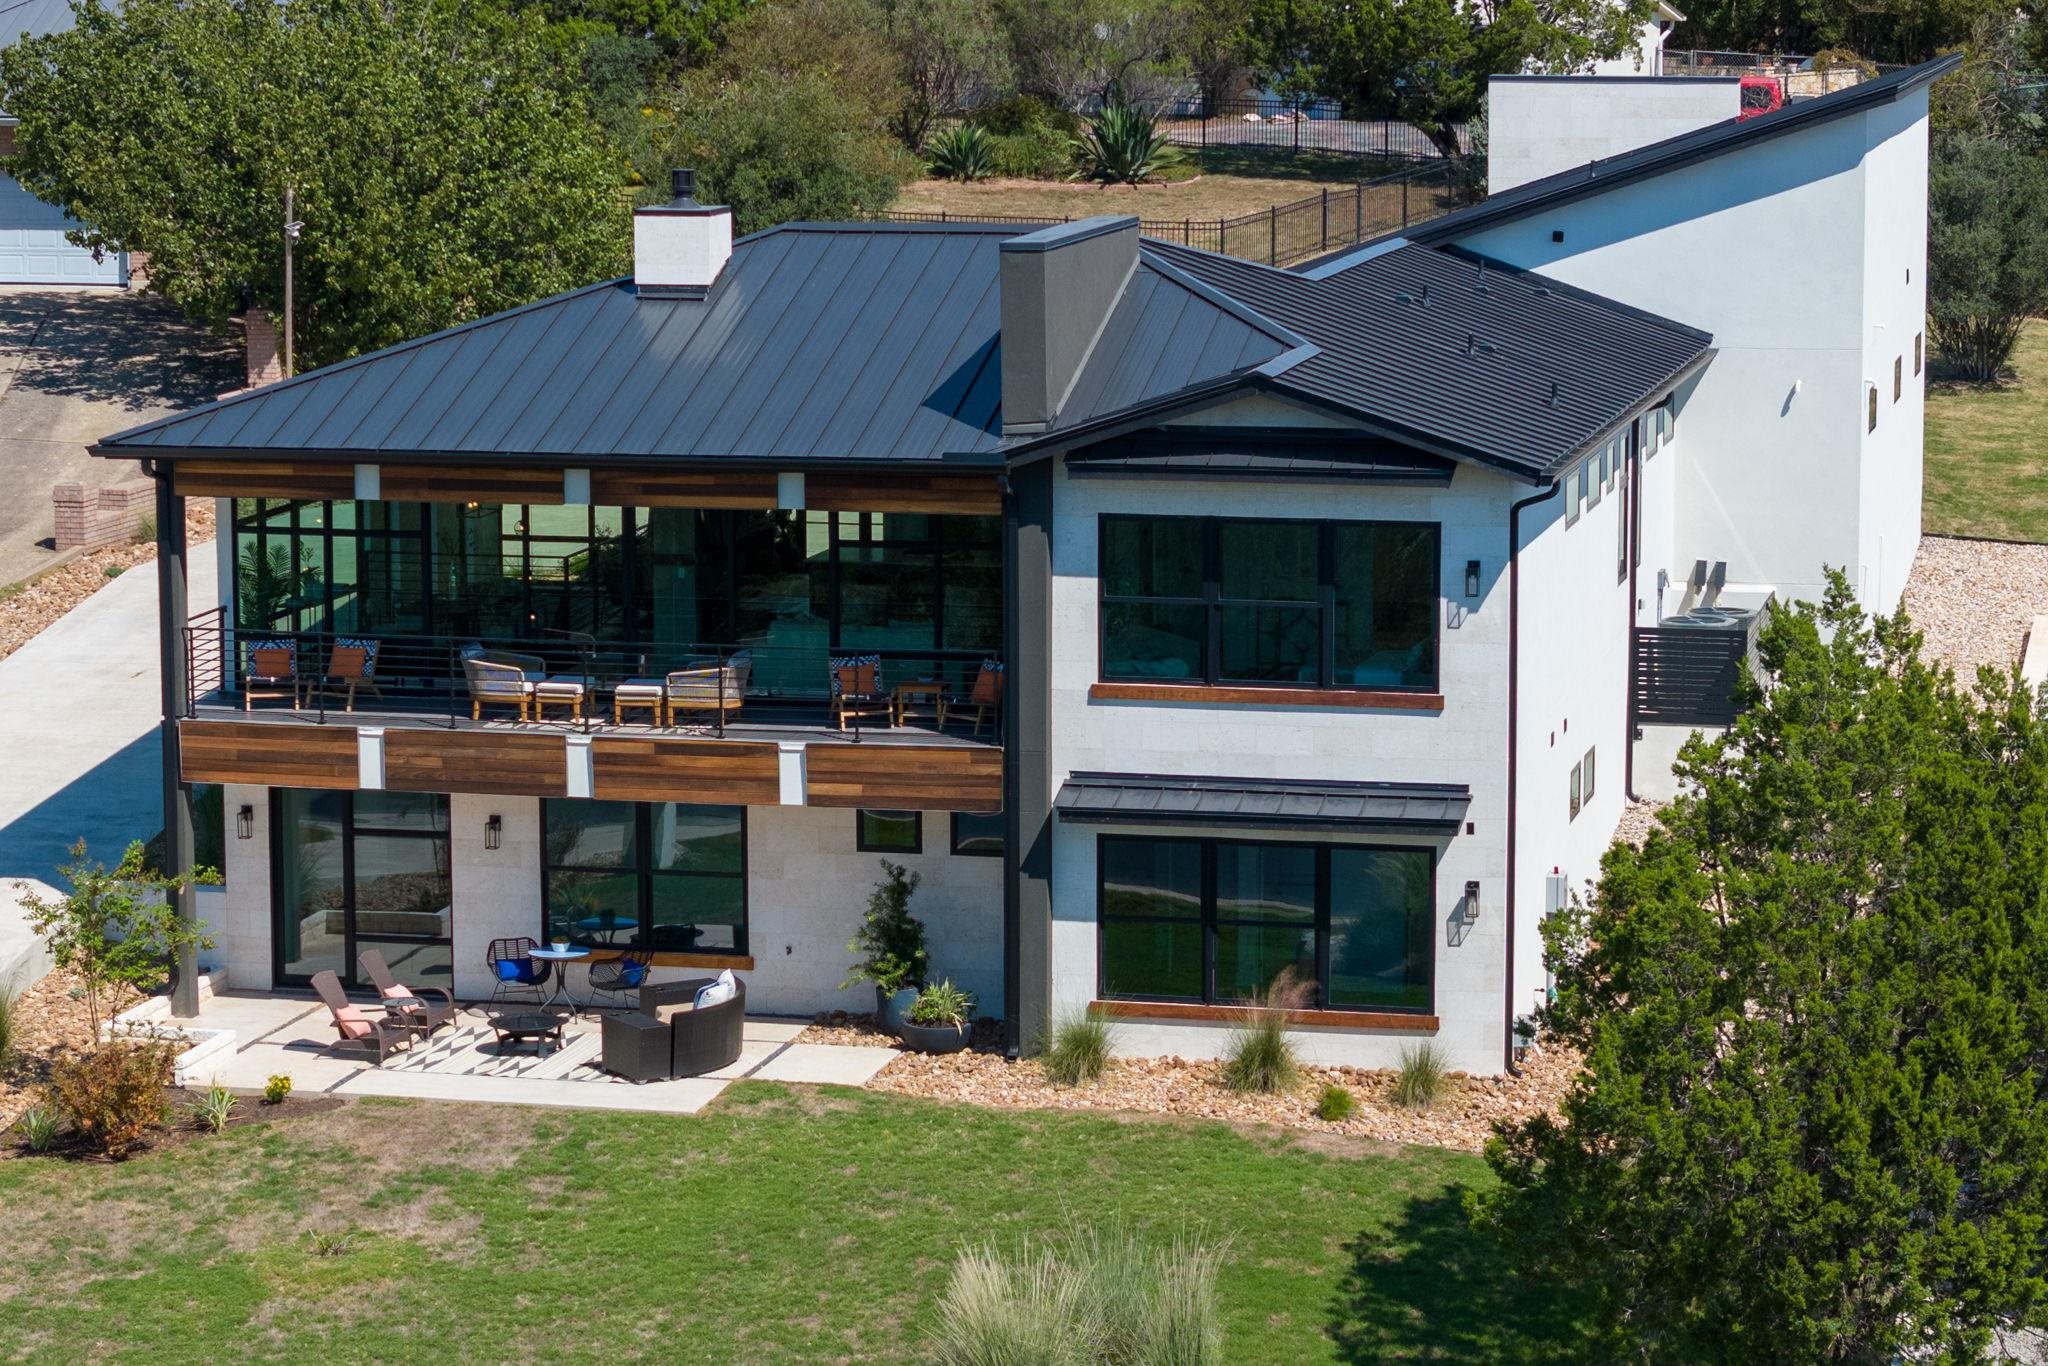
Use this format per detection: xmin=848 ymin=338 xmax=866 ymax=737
xmin=1096 ymin=514 xmax=1440 ymax=692
xmin=856 ymin=809 xmax=923 ymax=854
xmin=1094 ymin=833 xmax=1436 ymax=1015
xmin=540 ymin=800 xmax=749 ymax=955
xmin=270 ymin=788 xmax=452 ymax=990
xmin=950 ymin=810 xmax=1005 ymax=857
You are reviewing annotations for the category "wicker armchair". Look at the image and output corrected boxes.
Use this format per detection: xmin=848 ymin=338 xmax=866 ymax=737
xmin=485 ymin=936 xmax=552 ymax=1005
xmin=646 ymin=976 xmax=747 ymax=1077
xmin=462 ymin=646 xmax=545 ymax=722
xmin=586 ymin=947 xmax=653 ymax=1009
xmin=665 ymin=650 xmax=752 ymax=725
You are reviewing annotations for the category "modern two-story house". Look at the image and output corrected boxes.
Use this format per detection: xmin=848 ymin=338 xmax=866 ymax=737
xmin=101 ymin=56 xmax=1952 ymax=1076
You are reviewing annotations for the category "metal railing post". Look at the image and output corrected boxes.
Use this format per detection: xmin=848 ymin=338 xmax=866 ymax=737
xmin=1269 ymin=204 xmax=1277 ymax=265
xmin=1320 ymin=188 xmax=1328 ymax=253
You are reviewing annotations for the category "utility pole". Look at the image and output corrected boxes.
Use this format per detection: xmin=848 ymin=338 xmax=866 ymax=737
xmin=282 ymin=186 xmax=303 ymax=378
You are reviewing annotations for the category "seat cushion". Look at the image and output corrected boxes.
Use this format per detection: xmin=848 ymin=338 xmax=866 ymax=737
xmin=614 ymin=679 xmax=665 ymax=700
xmin=332 ymin=1005 xmax=374 ymax=1040
xmin=495 ymin=958 xmax=534 ymax=983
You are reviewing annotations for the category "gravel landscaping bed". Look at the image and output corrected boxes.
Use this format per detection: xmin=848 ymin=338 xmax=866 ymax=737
xmin=0 ymin=502 xmax=213 ymax=665
xmin=0 ymin=967 xmax=142 ymax=1131
xmin=1900 ymin=533 xmax=2048 ymax=679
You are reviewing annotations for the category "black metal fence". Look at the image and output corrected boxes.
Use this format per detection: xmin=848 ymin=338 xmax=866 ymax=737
xmin=883 ymin=158 xmax=1481 ymax=267
xmin=1630 ymin=627 xmax=1749 ymax=727
xmin=1160 ymin=97 xmax=1467 ymax=162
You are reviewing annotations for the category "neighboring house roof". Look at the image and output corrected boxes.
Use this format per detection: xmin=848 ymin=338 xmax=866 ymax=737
xmin=1310 ymin=51 xmax=1960 ymax=259
xmin=101 ymin=222 xmax=1709 ymax=482
xmin=100 ymin=223 xmax=1297 ymax=467
xmin=1054 ymin=772 xmax=1473 ymax=835
xmin=1144 ymin=238 xmax=1711 ymax=480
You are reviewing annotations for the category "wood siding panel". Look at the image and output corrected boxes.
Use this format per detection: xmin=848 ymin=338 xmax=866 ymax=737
xmin=589 ymin=468 xmax=779 ymax=509
xmin=591 ymin=737 xmax=782 ymax=805
xmin=377 ymin=465 xmax=563 ymax=504
xmin=805 ymin=472 xmax=1001 ymax=516
xmin=179 ymin=720 xmax=359 ymax=789
xmin=382 ymin=729 xmax=567 ymax=796
xmin=1089 ymin=682 xmax=1445 ymax=710
xmin=171 ymin=461 xmax=354 ymax=500
xmin=804 ymin=743 xmax=1002 ymax=812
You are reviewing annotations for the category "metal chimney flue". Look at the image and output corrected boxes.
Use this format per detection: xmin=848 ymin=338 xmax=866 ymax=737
xmin=671 ymin=167 xmax=698 ymax=205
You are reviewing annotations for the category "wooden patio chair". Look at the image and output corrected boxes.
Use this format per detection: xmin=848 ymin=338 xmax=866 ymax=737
xmin=312 ymin=638 xmax=385 ymax=713
xmin=357 ymin=948 xmax=458 ymax=1036
xmin=461 ymin=645 xmax=544 ymax=722
xmin=829 ymin=654 xmax=890 ymax=731
xmin=243 ymin=639 xmax=300 ymax=711
xmin=665 ymin=650 xmax=751 ymax=726
xmin=959 ymin=659 xmax=1005 ymax=737
xmin=311 ymin=969 xmax=415 ymax=1064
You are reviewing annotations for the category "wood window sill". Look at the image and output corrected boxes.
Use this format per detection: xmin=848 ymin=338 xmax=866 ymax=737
xmin=1089 ymin=1000 xmax=1438 ymax=1032
xmin=1088 ymin=682 xmax=1444 ymax=711
xmin=580 ymin=950 xmax=756 ymax=972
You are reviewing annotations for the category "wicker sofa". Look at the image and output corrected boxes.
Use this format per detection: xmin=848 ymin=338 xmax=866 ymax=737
xmin=600 ymin=975 xmax=746 ymax=1082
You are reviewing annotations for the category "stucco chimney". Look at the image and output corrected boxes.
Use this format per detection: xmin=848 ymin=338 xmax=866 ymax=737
xmin=999 ymin=216 xmax=1139 ymax=436
xmin=634 ymin=168 xmax=733 ymax=298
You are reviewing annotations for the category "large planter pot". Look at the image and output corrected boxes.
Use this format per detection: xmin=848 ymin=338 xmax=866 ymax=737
xmin=877 ymin=986 xmax=919 ymax=1031
xmin=898 ymin=1018 xmax=971 ymax=1054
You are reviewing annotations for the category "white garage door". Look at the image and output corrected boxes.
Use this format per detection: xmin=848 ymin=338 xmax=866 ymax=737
xmin=0 ymin=173 xmax=124 ymax=285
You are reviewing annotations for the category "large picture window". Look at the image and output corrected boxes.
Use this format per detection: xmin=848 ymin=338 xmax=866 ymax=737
xmin=1096 ymin=835 xmax=1433 ymax=1013
xmin=1098 ymin=515 xmax=1438 ymax=690
xmin=543 ymin=800 xmax=747 ymax=954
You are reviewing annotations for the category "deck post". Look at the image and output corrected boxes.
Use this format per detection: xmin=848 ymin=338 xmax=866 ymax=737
xmin=153 ymin=471 xmax=200 ymax=1019
xmin=1002 ymin=463 xmax=1054 ymax=1056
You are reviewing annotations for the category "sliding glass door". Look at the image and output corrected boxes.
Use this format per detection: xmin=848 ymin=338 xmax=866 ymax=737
xmin=273 ymin=789 xmax=453 ymax=990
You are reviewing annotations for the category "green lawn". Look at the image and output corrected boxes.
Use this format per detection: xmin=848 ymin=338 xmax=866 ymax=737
xmin=1924 ymin=321 xmax=2048 ymax=542
xmin=0 ymin=1084 xmax=1584 ymax=1363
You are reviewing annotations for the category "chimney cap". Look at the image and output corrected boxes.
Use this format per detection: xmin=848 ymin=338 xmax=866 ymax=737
xmin=671 ymin=167 xmax=698 ymax=206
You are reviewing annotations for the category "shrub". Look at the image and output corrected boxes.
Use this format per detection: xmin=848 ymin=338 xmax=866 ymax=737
xmin=46 ymin=1041 xmax=173 ymax=1157
xmin=1040 ymin=1008 xmax=1112 ymax=1086
xmin=190 ymin=1082 xmax=237 ymax=1133
xmin=16 ymin=1104 xmax=61 ymax=1153
xmin=926 ymin=124 xmax=994 ymax=182
xmin=1219 ymin=970 xmax=1309 ymax=1094
xmin=133 ymin=511 xmax=157 ymax=544
xmin=1072 ymin=103 xmax=1182 ymax=186
xmin=263 ymin=1073 xmax=293 ymax=1105
xmin=0 ymin=978 xmax=16 ymax=1070
xmin=843 ymin=860 xmax=929 ymax=996
xmin=103 ymin=564 xmax=124 ymax=578
xmin=1392 ymin=1041 xmax=1449 ymax=1110
xmin=974 ymin=94 xmax=1079 ymax=139
xmin=931 ymin=1222 xmax=1225 ymax=1365
xmin=1317 ymin=1083 xmax=1356 ymax=1122
xmin=988 ymin=126 xmax=1074 ymax=180
xmin=907 ymin=979 xmax=973 ymax=1027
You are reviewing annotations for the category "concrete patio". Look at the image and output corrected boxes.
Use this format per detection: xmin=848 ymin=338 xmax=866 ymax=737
xmin=173 ymin=991 xmax=901 ymax=1115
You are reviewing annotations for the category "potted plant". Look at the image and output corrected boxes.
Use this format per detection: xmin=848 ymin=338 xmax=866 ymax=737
xmin=843 ymin=860 xmax=929 ymax=1029
xmin=900 ymin=980 xmax=974 ymax=1054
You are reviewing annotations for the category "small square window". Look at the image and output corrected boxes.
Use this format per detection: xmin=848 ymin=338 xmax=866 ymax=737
xmin=1582 ymin=747 xmax=1596 ymax=804
xmin=857 ymin=810 xmax=922 ymax=853
xmin=950 ymin=810 xmax=1004 ymax=857
xmin=1568 ymin=763 xmax=1582 ymax=820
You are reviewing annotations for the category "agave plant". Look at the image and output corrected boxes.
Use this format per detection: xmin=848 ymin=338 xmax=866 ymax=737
xmin=927 ymin=123 xmax=995 ymax=183
xmin=1071 ymin=103 xmax=1183 ymax=186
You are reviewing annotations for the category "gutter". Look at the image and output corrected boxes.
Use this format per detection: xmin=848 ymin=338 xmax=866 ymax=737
xmin=1505 ymin=475 xmax=1562 ymax=1075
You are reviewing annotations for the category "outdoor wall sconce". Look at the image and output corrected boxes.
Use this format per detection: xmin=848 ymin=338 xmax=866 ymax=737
xmin=1464 ymin=880 xmax=1481 ymax=919
xmin=485 ymin=814 xmax=502 ymax=851
xmin=1464 ymin=560 xmax=1482 ymax=598
xmin=236 ymin=804 xmax=254 ymax=840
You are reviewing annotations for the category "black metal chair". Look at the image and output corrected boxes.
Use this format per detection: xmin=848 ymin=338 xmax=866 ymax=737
xmin=486 ymin=936 xmax=552 ymax=1006
xmin=586 ymin=947 xmax=653 ymax=1010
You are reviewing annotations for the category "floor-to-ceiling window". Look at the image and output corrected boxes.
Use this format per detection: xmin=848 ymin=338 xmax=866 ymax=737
xmin=234 ymin=499 xmax=427 ymax=635
xmin=272 ymin=789 xmax=452 ymax=988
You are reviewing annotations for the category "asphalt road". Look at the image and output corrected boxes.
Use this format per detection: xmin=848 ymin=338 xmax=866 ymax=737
xmin=0 ymin=287 xmax=239 ymax=587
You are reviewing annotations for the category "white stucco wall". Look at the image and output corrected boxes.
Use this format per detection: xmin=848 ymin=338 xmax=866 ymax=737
xmin=1589 ymin=15 xmax=1675 ymax=76
xmin=1044 ymin=458 xmax=1519 ymax=1074
xmin=1488 ymin=77 xmax=1740 ymax=192
xmin=214 ymin=783 xmax=272 ymax=990
xmin=1453 ymin=94 xmax=1932 ymax=615
xmin=1856 ymin=95 xmax=1929 ymax=614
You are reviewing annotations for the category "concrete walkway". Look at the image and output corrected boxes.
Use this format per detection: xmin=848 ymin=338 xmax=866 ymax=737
xmin=185 ymin=992 xmax=899 ymax=1115
xmin=0 ymin=549 xmax=215 ymax=988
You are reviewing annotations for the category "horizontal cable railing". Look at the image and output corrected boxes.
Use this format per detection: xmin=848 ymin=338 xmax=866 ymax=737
xmin=181 ymin=616 xmax=1002 ymax=741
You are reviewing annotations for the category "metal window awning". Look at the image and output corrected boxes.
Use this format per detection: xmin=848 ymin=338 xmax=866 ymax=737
xmin=1054 ymin=772 xmax=1470 ymax=836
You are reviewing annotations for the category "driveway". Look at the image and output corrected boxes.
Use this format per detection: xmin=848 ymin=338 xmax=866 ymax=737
xmin=0 ymin=288 xmax=239 ymax=587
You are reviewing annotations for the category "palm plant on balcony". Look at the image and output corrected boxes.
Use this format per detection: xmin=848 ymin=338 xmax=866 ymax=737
xmin=843 ymin=860 xmax=928 ymax=1028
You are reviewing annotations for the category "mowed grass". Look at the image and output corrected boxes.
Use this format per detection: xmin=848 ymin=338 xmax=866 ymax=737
xmin=1924 ymin=321 xmax=2048 ymax=542
xmin=0 ymin=1083 xmax=1586 ymax=1363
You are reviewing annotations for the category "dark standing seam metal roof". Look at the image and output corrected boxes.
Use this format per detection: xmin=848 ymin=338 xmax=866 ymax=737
xmin=1140 ymin=239 xmax=1712 ymax=481
xmin=1055 ymin=772 xmax=1472 ymax=835
xmin=99 ymin=223 xmax=1300 ymax=467
xmin=1304 ymin=52 xmax=1961 ymax=261
xmin=1065 ymin=427 xmax=1455 ymax=483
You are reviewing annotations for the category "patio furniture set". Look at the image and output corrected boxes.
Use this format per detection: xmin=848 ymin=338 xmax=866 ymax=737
xmin=312 ymin=936 xmax=745 ymax=1080
xmin=238 ymin=638 xmax=1004 ymax=737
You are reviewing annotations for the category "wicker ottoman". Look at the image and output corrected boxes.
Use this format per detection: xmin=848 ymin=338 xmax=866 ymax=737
xmin=533 ymin=674 xmax=588 ymax=721
xmin=600 ymin=1010 xmax=674 ymax=1082
xmin=613 ymin=678 xmax=666 ymax=726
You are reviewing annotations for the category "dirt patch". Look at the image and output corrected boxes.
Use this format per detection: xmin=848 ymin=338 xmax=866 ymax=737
xmin=298 ymin=1096 xmax=542 ymax=1176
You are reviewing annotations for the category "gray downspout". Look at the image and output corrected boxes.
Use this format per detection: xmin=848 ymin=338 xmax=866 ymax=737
xmin=1504 ymin=477 xmax=1561 ymax=1075
xmin=151 ymin=464 xmax=199 ymax=1019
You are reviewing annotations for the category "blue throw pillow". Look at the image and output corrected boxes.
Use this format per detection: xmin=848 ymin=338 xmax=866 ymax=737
xmin=620 ymin=961 xmax=648 ymax=988
xmin=495 ymin=958 xmax=528 ymax=983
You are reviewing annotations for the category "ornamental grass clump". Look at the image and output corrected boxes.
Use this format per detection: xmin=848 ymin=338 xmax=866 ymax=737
xmin=930 ymin=1221 xmax=1225 ymax=1365
xmin=1391 ymin=1042 xmax=1449 ymax=1111
xmin=1041 ymin=1008 xmax=1113 ymax=1087
xmin=0 ymin=978 xmax=16 ymax=1071
xmin=190 ymin=1083 xmax=238 ymax=1133
xmin=15 ymin=1104 xmax=60 ymax=1153
xmin=1317 ymin=1083 xmax=1356 ymax=1122
xmin=1219 ymin=970 xmax=1310 ymax=1094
